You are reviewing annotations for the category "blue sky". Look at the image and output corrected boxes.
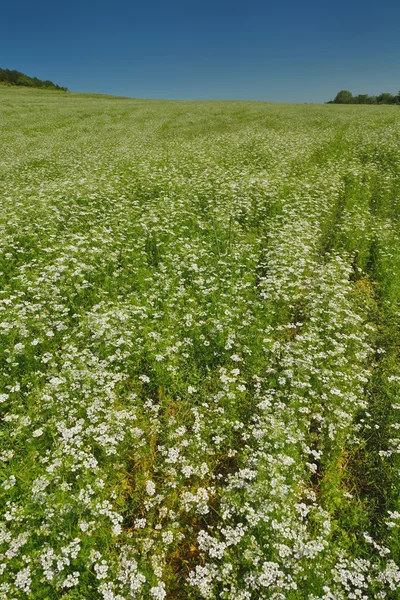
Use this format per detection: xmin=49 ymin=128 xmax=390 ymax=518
xmin=2 ymin=0 xmax=400 ymax=102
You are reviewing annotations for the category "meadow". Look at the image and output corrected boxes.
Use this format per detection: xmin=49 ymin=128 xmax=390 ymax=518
xmin=1 ymin=86 xmax=400 ymax=599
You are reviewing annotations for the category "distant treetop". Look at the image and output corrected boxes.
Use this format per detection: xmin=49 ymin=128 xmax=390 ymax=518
xmin=0 ymin=67 xmax=68 ymax=91
xmin=327 ymin=89 xmax=400 ymax=105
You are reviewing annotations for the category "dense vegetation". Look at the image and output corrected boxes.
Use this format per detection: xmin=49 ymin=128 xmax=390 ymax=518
xmin=328 ymin=89 xmax=400 ymax=104
xmin=0 ymin=67 xmax=67 ymax=91
xmin=1 ymin=87 xmax=400 ymax=599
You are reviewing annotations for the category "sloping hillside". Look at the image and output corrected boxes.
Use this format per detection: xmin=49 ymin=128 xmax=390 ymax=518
xmin=0 ymin=66 xmax=67 ymax=91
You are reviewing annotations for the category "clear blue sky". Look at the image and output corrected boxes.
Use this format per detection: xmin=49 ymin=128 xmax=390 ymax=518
xmin=2 ymin=0 xmax=400 ymax=102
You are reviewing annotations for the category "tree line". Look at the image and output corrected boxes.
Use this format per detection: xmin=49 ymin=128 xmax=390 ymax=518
xmin=328 ymin=89 xmax=400 ymax=105
xmin=0 ymin=67 xmax=68 ymax=91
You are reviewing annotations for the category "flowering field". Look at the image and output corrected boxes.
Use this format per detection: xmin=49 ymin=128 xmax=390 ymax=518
xmin=1 ymin=86 xmax=400 ymax=599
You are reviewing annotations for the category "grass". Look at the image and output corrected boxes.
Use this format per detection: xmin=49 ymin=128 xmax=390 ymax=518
xmin=0 ymin=86 xmax=400 ymax=599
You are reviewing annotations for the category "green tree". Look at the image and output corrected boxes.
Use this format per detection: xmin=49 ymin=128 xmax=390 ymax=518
xmin=352 ymin=94 xmax=377 ymax=104
xmin=377 ymin=92 xmax=395 ymax=104
xmin=333 ymin=90 xmax=353 ymax=104
xmin=0 ymin=66 xmax=67 ymax=91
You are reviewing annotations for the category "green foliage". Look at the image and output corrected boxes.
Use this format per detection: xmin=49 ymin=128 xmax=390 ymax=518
xmin=333 ymin=89 xmax=353 ymax=104
xmin=0 ymin=67 xmax=67 ymax=91
xmin=330 ymin=88 xmax=400 ymax=105
xmin=352 ymin=93 xmax=377 ymax=104
xmin=376 ymin=92 xmax=396 ymax=104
